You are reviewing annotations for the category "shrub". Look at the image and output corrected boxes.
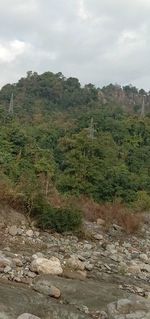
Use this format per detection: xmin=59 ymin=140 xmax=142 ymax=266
xmin=32 ymin=202 xmax=82 ymax=233
xmin=132 ymin=191 xmax=150 ymax=212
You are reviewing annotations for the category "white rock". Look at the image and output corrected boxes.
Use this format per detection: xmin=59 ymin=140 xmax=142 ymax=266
xmin=30 ymin=257 xmax=63 ymax=275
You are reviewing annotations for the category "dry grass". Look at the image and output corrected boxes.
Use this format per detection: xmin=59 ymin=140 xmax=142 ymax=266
xmin=73 ymin=196 xmax=143 ymax=234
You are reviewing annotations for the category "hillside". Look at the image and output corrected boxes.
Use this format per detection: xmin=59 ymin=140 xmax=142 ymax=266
xmin=0 ymin=71 xmax=150 ymax=224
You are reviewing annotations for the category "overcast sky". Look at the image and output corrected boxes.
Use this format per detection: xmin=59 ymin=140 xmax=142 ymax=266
xmin=0 ymin=0 xmax=150 ymax=89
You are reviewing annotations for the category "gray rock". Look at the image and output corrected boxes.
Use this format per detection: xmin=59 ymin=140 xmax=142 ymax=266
xmin=94 ymin=234 xmax=103 ymax=240
xmin=17 ymin=314 xmax=41 ymax=319
xmin=4 ymin=265 xmax=12 ymax=273
xmin=116 ymin=299 xmax=132 ymax=314
xmin=66 ymin=255 xmax=85 ymax=271
xmin=33 ymin=279 xmax=61 ymax=298
xmin=26 ymin=230 xmax=34 ymax=237
xmin=0 ymin=256 xmax=12 ymax=270
xmin=8 ymin=225 xmax=18 ymax=236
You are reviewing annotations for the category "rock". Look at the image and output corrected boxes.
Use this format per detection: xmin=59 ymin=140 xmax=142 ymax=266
xmin=17 ymin=314 xmax=41 ymax=319
xmin=30 ymin=257 xmax=63 ymax=275
xmin=66 ymin=255 xmax=85 ymax=271
xmin=127 ymin=262 xmax=141 ymax=274
xmin=63 ymin=269 xmax=87 ymax=280
xmin=97 ymin=311 xmax=108 ymax=319
xmin=116 ymin=299 xmax=133 ymax=314
xmin=107 ymin=296 xmax=150 ymax=319
xmin=27 ymin=271 xmax=37 ymax=278
xmin=139 ymin=253 xmax=148 ymax=262
xmin=140 ymin=263 xmax=150 ymax=272
xmin=4 ymin=265 xmax=12 ymax=273
xmin=13 ymin=257 xmax=23 ymax=267
xmin=84 ymin=243 xmax=93 ymax=250
xmin=33 ymin=279 xmax=61 ymax=298
xmin=97 ymin=218 xmax=105 ymax=226
xmin=0 ymin=256 xmax=12 ymax=270
xmin=17 ymin=228 xmax=24 ymax=235
xmin=32 ymin=252 xmax=43 ymax=260
xmin=34 ymin=231 xmax=40 ymax=237
xmin=85 ymin=262 xmax=94 ymax=271
xmin=94 ymin=234 xmax=103 ymax=240
xmin=8 ymin=225 xmax=18 ymax=236
xmin=113 ymin=224 xmax=123 ymax=231
xmin=26 ymin=230 xmax=34 ymax=237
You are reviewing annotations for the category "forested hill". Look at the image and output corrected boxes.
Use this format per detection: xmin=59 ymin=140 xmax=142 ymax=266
xmin=0 ymin=71 xmax=150 ymax=213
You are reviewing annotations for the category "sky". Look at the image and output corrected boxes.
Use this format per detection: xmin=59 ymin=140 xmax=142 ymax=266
xmin=0 ymin=0 xmax=150 ymax=89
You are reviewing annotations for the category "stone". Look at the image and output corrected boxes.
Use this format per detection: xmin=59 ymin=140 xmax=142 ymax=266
xmin=66 ymin=255 xmax=85 ymax=271
xmin=0 ymin=256 xmax=12 ymax=270
xmin=4 ymin=265 xmax=12 ymax=273
xmin=63 ymin=268 xmax=87 ymax=280
xmin=139 ymin=253 xmax=149 ymax=262
xmin=117 ymin=299 xmax=133 ymax=314
xmin=97 ymin=218 xmax=105 ymax=226
xmin=94 ymin=234 xmax=103 ymax=240
xmin=83 ymin=243 xmax=93 ymax=250
xmin=26 ymin=230 xmax=34 ymax=237
xmin=33 ymin=279 xmax=61 ymax=298
xmin=30 ymin=257 xmax=63 ymax=275
xmin=140 ymin=263 xmax=150 ymax=272
xmin=85 ymin=262 xmax=94 ymax=271
xmin=8 ymin=225 xmax=18 ymax=236
xmin=126 ymin=312 xmax=146 ymax=319
xmin=127 ymin=263 xmax=141 ymax=274
xmin=17 ymin=228 xmax=24 ymax=235
xmin=32 ymin=252 xmax=43 ymax=259
xmin=34 ymin=231 xmax=40 ymax=237
xmin=17 ymin=314 xmax=41 ymax=319
xmin=13 ymin=257 xmax=23 ymax=267
xmin=27 ymin=271 xmax=37 ymax=278
xmin=113 ymin=224 xmax=123 ymax=231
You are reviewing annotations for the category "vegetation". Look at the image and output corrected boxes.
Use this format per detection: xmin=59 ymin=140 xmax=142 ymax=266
xmin=0 ymin=71 xmax=150 ymax=232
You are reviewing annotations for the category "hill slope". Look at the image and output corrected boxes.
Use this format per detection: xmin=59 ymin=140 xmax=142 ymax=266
xmin=0 ymin=71 xmax=150 ymax=214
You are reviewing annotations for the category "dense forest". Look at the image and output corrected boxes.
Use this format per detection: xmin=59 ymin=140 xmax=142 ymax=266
xmin=0 ymin=71 xmax=150 ymax=230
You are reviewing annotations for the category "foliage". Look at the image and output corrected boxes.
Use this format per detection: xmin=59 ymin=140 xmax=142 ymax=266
xmin=132 ymin=191 xmax=150 ymax=212
xmin=0 ymin=70 xmax=150 ymax=226
xmin=32 ymin=200 xmax=82 ymax=233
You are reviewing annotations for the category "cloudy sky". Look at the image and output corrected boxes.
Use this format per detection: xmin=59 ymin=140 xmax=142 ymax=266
xmin=0 ymin=0 xmax=150 ymax=89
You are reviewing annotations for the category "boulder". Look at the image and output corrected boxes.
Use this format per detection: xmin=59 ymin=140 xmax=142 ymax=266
xmin=30 ymin=257 xmax=63 ymax=275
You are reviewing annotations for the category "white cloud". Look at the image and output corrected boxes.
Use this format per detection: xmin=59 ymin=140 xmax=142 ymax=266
xmin=0 ymin=40 xmax=30 ymax=63
xmin=78 ymin=0 xmax=91 ymax=20
xmin=0 ymin=0 xmax=150 ymax=89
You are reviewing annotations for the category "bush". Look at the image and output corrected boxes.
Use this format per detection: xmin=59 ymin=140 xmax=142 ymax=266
xmin=32 ymin=202 xmax=82 ymax=233
xmin=132 ymin=191 xmax=150 ymax=212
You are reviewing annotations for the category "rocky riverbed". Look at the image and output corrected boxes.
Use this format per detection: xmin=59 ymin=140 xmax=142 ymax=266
xmin=0 ymin=207 xmax=150 ymax=318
